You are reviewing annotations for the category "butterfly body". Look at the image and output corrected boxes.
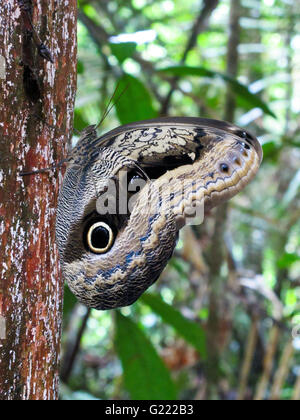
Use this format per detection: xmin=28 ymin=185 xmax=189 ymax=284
xmin=56 ymin=118 xmax=262 ymax=310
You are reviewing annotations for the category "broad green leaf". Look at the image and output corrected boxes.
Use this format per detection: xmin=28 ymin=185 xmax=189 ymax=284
xmin=158 ymin=66 xmax=276 ymax=118
xmin=141 ymin=293 xmax=207 ymax=359
xmin=115 ymin=311 xmax=177 ymax=400
xmin=110 ymin=42 xmax=137 ymax=64
xmin=277 ymin=253 xmax=300 ymax=269
xmin=115 ymin=74 xmax=158 ymax=125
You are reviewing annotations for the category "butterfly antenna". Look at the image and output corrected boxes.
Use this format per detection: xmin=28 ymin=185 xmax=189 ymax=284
xmin=73 ymin=127 xmax=81 ymax=135
xmin=96 ymin=82 xmax=130 ymax=130
xmin=97 ymin=81 xmax=121 ymax=128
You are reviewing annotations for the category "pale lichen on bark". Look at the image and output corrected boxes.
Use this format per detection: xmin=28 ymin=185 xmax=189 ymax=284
xmin=0 ymin=0 xmax=77 ymax=400
xmin=0 ymin=316 xmax=6 ymax=340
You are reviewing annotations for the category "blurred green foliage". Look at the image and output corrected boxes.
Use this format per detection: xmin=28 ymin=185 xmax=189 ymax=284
xmin=61 ymin=0 xmax=300 ymax=401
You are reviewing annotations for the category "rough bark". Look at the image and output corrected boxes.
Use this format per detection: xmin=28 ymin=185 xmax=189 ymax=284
xmin=0 ymin=0 xmax=77 ymax=400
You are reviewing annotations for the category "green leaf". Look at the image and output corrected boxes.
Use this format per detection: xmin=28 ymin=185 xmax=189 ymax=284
xmin=115 ymin=311 xmax=177 ymax=400
xmin=115 ymin=73 xmax=158 ymax=125
xmin=77 ymin=59 xmax=85 ymax=75
xmin=74 ymin=109 xmax=91 ymax=132
xmin=63 ymin=286 xmax=77 ymax=321
xmin=262 ymin=141 xmax=282 ymax=161
xmin=277 ymin=253 xmax=300 ymax=269
xmin=110 ymin=42 xmax=137 ymax=64
xmin=141 ymin=293 xmax=207 ymax=359
xmin=169 ymin=258 xmax=189 ymax=279
xmin=158 ymin=66 xmax=276 ymax=118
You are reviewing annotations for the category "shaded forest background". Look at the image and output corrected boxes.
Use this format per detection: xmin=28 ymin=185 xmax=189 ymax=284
xmin=60 ymin=0 xmax=300 ymax=400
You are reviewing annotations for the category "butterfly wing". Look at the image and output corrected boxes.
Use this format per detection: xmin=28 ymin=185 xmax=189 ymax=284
xmin=57 ymin=118 xmax=262 ymax=310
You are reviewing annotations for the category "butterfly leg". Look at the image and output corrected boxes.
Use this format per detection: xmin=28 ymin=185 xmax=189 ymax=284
xmin=20 ymin=159 xmax=68 ymax=176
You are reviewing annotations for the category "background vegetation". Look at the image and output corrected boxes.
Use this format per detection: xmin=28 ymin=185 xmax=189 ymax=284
xmin=60 ymin=0 xmax=300 ymax=400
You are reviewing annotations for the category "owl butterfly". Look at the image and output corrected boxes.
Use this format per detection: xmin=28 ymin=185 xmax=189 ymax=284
xmin=56 ymin=117 xmax=263 ymax=310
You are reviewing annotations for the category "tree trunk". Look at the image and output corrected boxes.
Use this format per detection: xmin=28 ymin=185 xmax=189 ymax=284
xmin=0 ymin=0 xmax=77 ymax=400
xmin=205 ymin=0 xmax=242 ymax=399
